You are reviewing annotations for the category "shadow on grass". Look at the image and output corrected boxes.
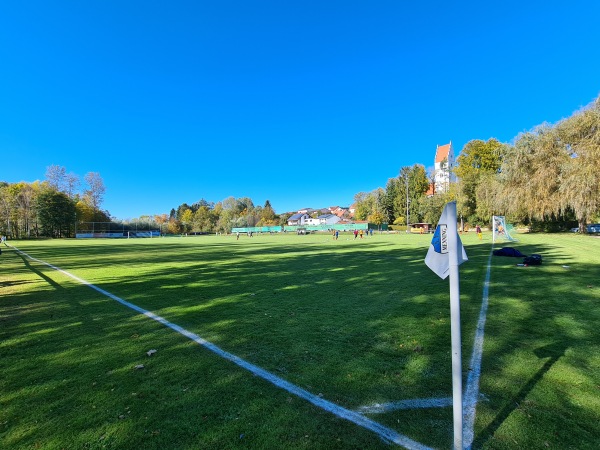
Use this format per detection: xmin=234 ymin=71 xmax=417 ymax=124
xmin=472 ymin=341 xmax=569 ymax=448
xmin=470 ymin=235 xmax=600 ymax=448
xmin=13 ymin=247 xmax=65 ymax=290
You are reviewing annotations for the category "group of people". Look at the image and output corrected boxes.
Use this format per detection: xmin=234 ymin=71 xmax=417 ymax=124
xmin=332 ymin=229 xmax=373 ymax=240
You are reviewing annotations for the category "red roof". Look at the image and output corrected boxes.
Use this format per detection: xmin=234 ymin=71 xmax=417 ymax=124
xmin=435 ymin=143 xmax=452 ymax=163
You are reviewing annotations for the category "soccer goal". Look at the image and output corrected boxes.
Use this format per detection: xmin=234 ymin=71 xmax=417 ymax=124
xmin=492 ymin=216 xmax=517 ymax=243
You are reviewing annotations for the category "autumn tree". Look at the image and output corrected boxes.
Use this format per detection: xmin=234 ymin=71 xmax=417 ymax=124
xmin=454 ymin=138 xmax=506 ymax=224
xmin=180 ymin=208 xmax=194 ymax=233
xmin=555 ymin=96 xmax=600 ymax=232
xmin=260 ymin=200 xmax=276 ymax=225
xmin=501 ymin=125 xmax=569 ymax=225
xmin=45 ymin=165 xmax=80 ymax=198
xmin=83 ymin=172 xmax=106 ymax=220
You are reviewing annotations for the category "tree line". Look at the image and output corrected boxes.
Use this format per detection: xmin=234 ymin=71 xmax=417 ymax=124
xmin=0 ymin=166 xmax=109 ymax=238
xmin=2 ymin=96 xmax=598 ymax=238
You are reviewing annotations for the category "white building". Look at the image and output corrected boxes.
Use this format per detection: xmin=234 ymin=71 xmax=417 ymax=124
xmin=433 ymin=141 xmax=456 ymax=193
xmin=287 ymin=213 xmax=309 ymax=226
xmin=318 ymin=214 xmax=341 ymax=225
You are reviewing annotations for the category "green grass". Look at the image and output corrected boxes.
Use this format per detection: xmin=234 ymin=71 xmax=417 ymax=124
xmin=1 ymin=232 xmax=599 ymax=449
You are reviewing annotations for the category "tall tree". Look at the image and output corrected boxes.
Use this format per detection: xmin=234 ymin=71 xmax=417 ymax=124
xmin=556 ymin=96 xmax=600 ymax=232
xmin=454 ymin=138 xmax=506 ymax=224
xmin=13 ymin=182 xmax=38 ymax=238
xmin=45 ymin=165 xmax=67 ymax=192
xmin=83 ymin=172 xmax=106 ymax=219
xmin=501 ymin=125 xmax=568 ymax=223
xmin=180 ymin=208 xmax=193 ymax=233
xmin=0 ymin=183 xmax=16 ymax=237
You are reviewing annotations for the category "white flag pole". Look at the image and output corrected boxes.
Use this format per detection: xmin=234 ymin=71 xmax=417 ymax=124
xmin=447 ymin=202 xmax=463 ymax=449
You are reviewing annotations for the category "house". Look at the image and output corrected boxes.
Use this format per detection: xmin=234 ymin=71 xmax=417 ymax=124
xmin=433 ymin=142 xmax=456 ymax=193
xmin=318 ymin=214 xmax=340 ymax=225
xmin=304 ymin=217 xmax=321 ymax=226
xmin=287 ymin=213 xmax=309 ymax=226
xmin=329 ymin=206 xmax=349 ymax=218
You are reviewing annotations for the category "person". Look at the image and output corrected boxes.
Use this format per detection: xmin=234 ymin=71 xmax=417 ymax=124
xmin=353 ymin=229 xmax=358 ymax=239
xmin=359 ymin=229 xmax=364 ymax=239
xmin=335 ymin=230 xmax=339 ymax=240
xmin=236 ymin=232 xmax=240 ymax=240
xmin=476 ymin=224 xmax=482 ymax=240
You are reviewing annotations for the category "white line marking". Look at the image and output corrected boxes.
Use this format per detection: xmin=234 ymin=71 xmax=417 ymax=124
xmin=14 ymin=247 xmax=430 ymax=450
xmin=463 ymin=248 xmax=493 ymax=448
xmin=357 ymin=397 xmax=453 ymax=414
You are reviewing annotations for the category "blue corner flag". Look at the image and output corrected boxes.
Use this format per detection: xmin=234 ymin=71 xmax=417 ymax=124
xmin=425 ymin=202 xmax=468 ymax=279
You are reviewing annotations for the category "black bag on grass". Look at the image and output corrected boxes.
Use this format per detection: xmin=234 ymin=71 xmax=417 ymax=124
xmin=493 ymin=247 xmax=525 ymax=257
xmin=523 ymin=254 xmax=542 ymax=265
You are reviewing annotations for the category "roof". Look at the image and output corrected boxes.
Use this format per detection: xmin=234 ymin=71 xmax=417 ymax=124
xmin=435 ymin=142 xmax=452 ymax=163
xmin=288 ymin=213 xmax=307 ymax=220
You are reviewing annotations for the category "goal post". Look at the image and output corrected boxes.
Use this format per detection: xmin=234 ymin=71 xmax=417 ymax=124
xmin=491 ymin=216 xmax=517 ymax=243
xmin=76 ymin=221 xmax=160 ymax=239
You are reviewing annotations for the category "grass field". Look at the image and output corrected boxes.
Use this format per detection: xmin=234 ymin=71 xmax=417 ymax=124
xmin=1 ymin=231 xmax=599 ymax=449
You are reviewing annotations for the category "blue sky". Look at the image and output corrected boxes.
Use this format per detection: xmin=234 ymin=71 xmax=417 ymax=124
xmin=2 ymin=1 xmax=599 ymax=220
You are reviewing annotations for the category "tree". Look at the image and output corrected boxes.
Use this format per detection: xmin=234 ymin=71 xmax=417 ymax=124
xmin=0 ymin=183 xmax=16 ymax=237
xmin=455 ymin=139 xmax=507 ymax=224
xmin=501 ymin=125 xmax=568 ymax=223
xmin=383 ymin=177 xmax=400 ymax=223
xmin=353 ymin=192 xmax=372 ymax=221
xmin=260 ymin=200 xmax=276 ymax=224
xmin=45 ymin=165 xmax=79 ymax=198
xmin=155 ymin=213 xmax=169 ymax=235
xmin=180 ymin=208 xmax=193 ymax=233
xmin=368 ymin=211 xmax=385 ymax=230
xmin=37 ymin=189 xmax=76 ymax=238
xmin=556 ymin=96 xmax=600 ymax=232
xmin=83 ymin=172 xmax=106 ymax=219
xmin=13 ymin=182 xmax=39 ymax=238
xmin=45 ymin=165 xmax=68 ymax=192
xmin=193 ymin=206 xmax=217 ymax=232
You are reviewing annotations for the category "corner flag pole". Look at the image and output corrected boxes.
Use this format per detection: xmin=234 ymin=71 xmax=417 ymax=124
xmin=424 ymin=201 xmax=467 ymax=449
xmin=447 ymin=202 xmax=463 ymax=450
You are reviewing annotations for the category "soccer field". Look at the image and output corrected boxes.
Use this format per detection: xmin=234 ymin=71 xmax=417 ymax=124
xmin=2 ymin=232 xmax=599 ymax=449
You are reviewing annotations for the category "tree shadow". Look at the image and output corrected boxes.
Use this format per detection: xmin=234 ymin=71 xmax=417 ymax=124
xmin=13 ymin=248 xmax=65 ymax=290
xmin=472 ymin=341 xmax=569 ymax=448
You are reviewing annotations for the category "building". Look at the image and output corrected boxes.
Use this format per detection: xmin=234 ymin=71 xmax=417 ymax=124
xmin=287 ymin=213 xmax=309 ymax=226
xmin=433 ymin=141 xmax=456 ymax=193
xmin=317 ymin=214 xmax=341 ymax=225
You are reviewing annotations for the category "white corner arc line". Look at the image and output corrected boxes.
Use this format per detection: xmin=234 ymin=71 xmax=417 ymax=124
xmin=14 ymin=247 xmax=431 ymax=450
xmin=462 ymin=248 xmax=493 ymax=449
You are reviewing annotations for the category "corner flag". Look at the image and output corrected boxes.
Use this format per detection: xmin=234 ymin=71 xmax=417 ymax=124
xmin=425 ymin=202 xmax=468 ymax=279
xmin=424 ymin=201 xmax=468 ymax=450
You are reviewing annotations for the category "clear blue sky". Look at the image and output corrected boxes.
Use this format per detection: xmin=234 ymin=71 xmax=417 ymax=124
xmin=2 ymin=1 xmax=599 ymax=220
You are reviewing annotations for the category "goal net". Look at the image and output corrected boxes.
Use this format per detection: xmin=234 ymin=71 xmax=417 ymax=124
xmin=492 ymin=216 xmax=517 ymax=243
xmin=76 ymin=221 xmax=160 ymax=239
